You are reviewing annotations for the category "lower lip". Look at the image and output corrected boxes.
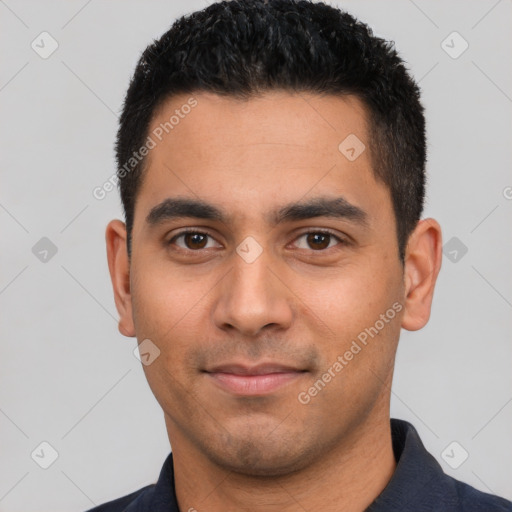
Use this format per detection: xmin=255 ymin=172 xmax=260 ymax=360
xmin=207 ymin=372 xmax=303 ymax=396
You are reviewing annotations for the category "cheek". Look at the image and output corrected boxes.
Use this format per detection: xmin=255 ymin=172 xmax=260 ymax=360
xmin=297 ymin=266 xmax=402 ymax=419
xmin=307 ymin=261 xmax=398 ymax=332
xmin=298 ymin=255 xmax=403 ymax=378
xmin=131 ymin=260 xmax=209 ymax=335
xmin=130 ymin=270 xmax=214 ymax=388
xmin=132 ymin=270 xmax=208 ymax=409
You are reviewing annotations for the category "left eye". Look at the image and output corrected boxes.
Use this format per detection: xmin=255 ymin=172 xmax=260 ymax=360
xmin=293 ymin=231 xmax=343 ymax=251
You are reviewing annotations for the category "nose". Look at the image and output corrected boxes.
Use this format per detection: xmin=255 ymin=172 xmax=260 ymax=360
xmin=212 ymin=245 xmax=294 ymax=337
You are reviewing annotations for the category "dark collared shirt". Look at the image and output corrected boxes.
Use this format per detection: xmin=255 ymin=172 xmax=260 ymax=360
xmin=86 ymin=419 xmax=512 ymax=511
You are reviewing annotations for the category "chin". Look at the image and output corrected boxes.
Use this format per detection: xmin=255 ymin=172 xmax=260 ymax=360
xmin=204 ymin=430 xmax=316 ymax=478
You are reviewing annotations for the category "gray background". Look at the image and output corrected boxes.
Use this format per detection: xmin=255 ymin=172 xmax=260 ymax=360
xmin=1 ymin=0 xmax=511 ymax=510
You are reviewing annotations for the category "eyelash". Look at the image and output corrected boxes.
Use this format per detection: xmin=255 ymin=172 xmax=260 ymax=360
xmin=167 ymin=228 xmax=348 ymax=253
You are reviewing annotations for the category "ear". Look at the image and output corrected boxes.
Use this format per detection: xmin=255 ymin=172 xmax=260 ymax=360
xmin=105 ymin=219 xmax=136 ymax=337
xmin=401 ymin=218 xmax=443 ymax=331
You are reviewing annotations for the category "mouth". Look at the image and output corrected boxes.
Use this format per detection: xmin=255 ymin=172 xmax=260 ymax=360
xmin=203 ymin=363 xmax=307 ymax=396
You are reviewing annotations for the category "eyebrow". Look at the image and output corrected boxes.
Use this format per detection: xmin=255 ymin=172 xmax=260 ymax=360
xmin=146 ymin=195 xmax=369 ymax=228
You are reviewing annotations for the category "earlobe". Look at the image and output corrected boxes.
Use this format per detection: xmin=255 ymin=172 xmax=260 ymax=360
xmin=401 ymin=218 xmax=443 ymax=331
xmin=105 ymin=219 xmax=136 ymax=338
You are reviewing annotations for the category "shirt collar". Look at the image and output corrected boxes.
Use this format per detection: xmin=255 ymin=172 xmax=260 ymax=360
xmin=366 ymin=418 xmax=448 ymax=511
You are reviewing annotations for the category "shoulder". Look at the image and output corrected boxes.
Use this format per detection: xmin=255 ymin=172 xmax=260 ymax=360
xmin=83 ymin=452 xmax=176 ymax=512
xmin=449 ymin=476 xmax=512 ymax=511
xmin=382 ymin=419 xmax=512 ymax=511
xmin=84 ymin=484 xmax=154 ymax=512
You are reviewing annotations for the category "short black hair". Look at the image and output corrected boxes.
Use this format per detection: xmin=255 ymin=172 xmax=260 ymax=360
xmin=116 ymin=0 xmax=426 ymax=262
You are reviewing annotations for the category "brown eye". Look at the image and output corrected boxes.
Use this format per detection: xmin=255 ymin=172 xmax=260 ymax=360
xmin=293 ymin=230 xmax=344 ymax=251
xmin=169 ymin=231 xmax=219 ymax=251
xmin=183 ymin=232 xmax=208 ymax=249
xmin=306 ymin=233 xmax=330 ymax=250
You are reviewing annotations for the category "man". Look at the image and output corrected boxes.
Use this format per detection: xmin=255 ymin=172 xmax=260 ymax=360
xmin=88 ymin=0 xmax=512 ymax=510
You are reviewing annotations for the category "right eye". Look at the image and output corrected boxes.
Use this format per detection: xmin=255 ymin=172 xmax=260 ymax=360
xmin=168 ymin=230 xmax=222 ymax=251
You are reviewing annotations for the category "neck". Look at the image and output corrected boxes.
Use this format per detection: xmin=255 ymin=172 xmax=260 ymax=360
xmin=169 ymin=411 xmax=396 ymax=512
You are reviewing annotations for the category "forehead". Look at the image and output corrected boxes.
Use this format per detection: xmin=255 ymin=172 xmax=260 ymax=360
xmin=148 ymin=90 xmax=369 ymax=154
xmin=135 ymin=90 xmax=390 ymax=227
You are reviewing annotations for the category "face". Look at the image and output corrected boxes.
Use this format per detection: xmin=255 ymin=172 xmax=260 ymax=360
xmin=108 ymin=91 xmax=433 ymax=477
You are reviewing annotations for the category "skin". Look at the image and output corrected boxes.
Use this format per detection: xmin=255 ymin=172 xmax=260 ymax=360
xmin=106 ymin=91 xmax=442 ymax=512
